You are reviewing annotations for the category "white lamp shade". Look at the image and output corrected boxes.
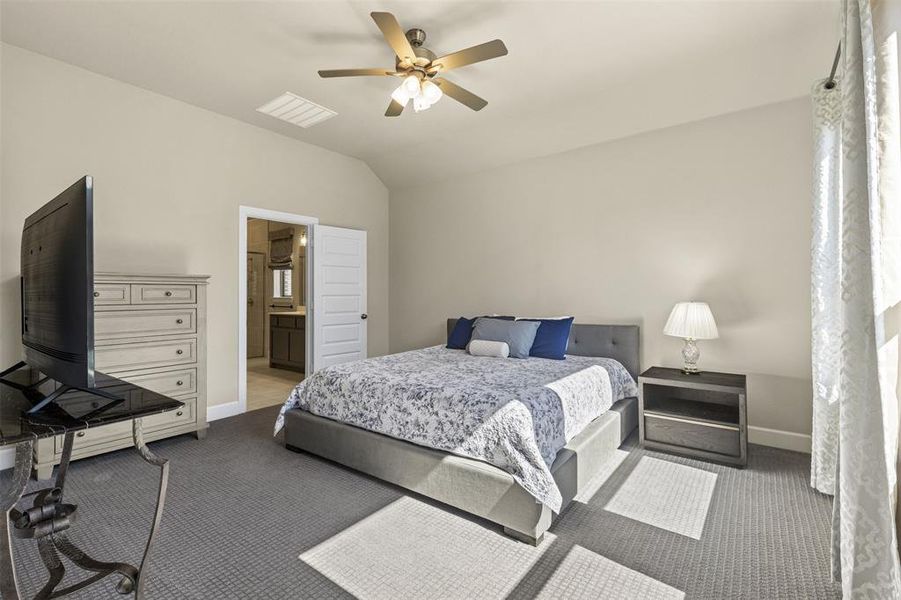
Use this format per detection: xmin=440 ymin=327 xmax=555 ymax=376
xmin=663 ymin=302 xmax=719 ymax=339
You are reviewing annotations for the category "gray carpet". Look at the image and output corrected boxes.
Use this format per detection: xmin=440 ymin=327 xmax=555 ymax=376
xmin=4 ymin=406 xmax=841 ymax=599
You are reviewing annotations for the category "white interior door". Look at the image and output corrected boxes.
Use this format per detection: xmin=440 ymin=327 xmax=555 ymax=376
xmin=312 ymin=225 xmax=367 ymax=371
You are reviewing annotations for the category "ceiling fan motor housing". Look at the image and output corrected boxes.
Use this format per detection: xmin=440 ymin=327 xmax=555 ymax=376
xmin=405 ymin=28 xmax=427 ymax=47
xmin=398 ymin=28 xmax=435 ymax=69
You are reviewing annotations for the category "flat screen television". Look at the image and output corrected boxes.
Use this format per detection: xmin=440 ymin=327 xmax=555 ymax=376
xmin=20 ymin=176 xmax=96 ymax=389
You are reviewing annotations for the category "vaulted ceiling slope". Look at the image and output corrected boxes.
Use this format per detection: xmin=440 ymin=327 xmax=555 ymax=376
xmin=1 ymin=1 xmax=839 ymax=189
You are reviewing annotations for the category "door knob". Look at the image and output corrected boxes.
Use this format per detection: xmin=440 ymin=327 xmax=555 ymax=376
xmin=361 ymin=314 xmax=368 ymax=320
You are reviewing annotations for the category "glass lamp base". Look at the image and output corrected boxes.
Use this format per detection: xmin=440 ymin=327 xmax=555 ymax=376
xmin=681 ymin=338 xmax=701 ymax=374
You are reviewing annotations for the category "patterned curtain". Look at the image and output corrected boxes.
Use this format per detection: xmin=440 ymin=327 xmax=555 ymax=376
xmin=821 ymin=0 xmax=901 ymax=595
xmin=810 ymin=80 xmax=842 ymax=496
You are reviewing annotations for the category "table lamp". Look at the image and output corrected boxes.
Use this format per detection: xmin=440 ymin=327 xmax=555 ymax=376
xmin=663 ymin=302 xmax=719 ymax=374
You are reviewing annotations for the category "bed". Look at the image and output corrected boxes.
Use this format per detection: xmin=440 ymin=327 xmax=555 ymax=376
xmin=277 ymin=320 xmax=640 ymax=544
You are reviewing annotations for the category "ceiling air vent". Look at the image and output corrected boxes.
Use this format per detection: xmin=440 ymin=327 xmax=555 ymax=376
xmin=256 ymin=92 xmax=337 ymax=128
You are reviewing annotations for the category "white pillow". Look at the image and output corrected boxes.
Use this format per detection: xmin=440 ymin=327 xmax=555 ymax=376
xmin=467 ymin=339 xmax=510 ymax=358
xmin=515 ymin=316 xmax=573 ymax=320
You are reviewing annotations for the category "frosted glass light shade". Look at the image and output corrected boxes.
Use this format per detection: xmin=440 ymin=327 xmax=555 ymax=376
xmin=402 ymin=75 xmax=421 ymax=97
xmin=421 ymin=80 xmax=443 ymax=104
xmin=663 ymin=302 xmax=719 ymax=340
xmin=391 ymin=85 xmax=411 ymax=106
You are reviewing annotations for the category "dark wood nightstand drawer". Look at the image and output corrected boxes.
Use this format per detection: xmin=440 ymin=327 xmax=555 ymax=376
xmin=644 ymin=413 xmax=741 ymax=457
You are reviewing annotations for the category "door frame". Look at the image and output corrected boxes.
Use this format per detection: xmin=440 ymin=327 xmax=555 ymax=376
xmin=238 ymin=206 xmax=318 ymax=415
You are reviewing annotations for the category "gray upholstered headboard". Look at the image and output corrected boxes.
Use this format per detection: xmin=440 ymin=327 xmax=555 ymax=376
xmin=446 ymin=319 xmax=640 ymax=380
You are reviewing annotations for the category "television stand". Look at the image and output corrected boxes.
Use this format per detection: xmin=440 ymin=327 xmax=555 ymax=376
xmin=0 ymin=361 xmax=123 ymax=414
xmin=0 ymin=368 xmax=183 ymax=599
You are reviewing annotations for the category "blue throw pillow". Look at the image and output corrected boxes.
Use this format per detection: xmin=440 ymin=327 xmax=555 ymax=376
xmin=447 ymin=317 xmax=476 ymax=349
xmin=446 ymin=316 xmax=515 ymax=349
xmin=520 ymin=317 xmax=575 ymax=360
xmin=471 ymin=318 xmax=540 ymax=359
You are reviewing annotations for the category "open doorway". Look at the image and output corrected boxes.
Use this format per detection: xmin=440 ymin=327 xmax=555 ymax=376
xmin=238 ymin=207 xmax=317 ymax=415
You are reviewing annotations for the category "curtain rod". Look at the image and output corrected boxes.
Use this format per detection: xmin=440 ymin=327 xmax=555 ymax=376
xmin=825 ymin=42 xmax=841 ymax=89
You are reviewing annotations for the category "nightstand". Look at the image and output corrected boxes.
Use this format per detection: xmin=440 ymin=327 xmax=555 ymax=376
xmin=638 ymin=367 xmax=747 ymax=467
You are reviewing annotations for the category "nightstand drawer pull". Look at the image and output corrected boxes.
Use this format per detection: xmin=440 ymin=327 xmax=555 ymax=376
xmin=643 ymin=412 xmax=739 ymax=431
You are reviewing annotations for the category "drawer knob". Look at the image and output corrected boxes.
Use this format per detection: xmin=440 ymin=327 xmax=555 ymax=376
xmin=76 ymin=431 xmax=85 ymax=438
xmin=165 ymin=290 xmax=173 ymax=297
xmin=176 ymin=411 xmax=184 ymax=417
xmin=176 ymin=319 xmax=184 ymax=325
xmin=176 ymin=349 xmax=184 ymax=355
xmin=93 ymin=291 xmax=100 ymax=298
xmin=176 ymin=380 xmax=184 ymax=386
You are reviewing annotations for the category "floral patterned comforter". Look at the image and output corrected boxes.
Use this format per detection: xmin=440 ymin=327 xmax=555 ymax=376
xmin=274 ymin=346 xmax=638 ymax=511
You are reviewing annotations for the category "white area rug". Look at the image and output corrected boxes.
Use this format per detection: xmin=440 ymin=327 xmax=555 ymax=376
xmin=299 ymin=496 xmax=553 ymax=599
xmin=536 ymin=545 xmax=685 ymax=600
xmin=603 ymin=456 xmax=717 ymax=539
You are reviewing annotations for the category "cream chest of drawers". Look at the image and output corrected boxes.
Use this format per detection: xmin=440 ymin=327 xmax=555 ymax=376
xmin=32 ymin=273 xmax=210 ymax=479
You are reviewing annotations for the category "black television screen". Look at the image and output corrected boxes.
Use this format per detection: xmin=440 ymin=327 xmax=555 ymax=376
xmin=20 ymin=176 xmax=95 ymax=389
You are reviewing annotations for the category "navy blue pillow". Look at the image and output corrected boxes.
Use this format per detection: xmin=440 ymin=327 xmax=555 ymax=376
xmin=521 ymin=317 xmax=575 ymax=360
xmin=447 ymin=316 xmax=515 ymax=349
xmin=447 ymin=317 xmax=476 ymax=349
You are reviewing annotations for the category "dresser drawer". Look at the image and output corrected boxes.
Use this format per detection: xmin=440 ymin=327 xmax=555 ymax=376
xmin=644 ymin=413 xmax=741 ymax=457
xmin=55 ymin=398 xmax=197 ymax=456
xmin=93 ymin=283 xmax=131 ymax=305
xmin=131 ymin=284 xmax=196 ymax=304
xmin=118 ymin=368 xmax=197 ymax=397
xmin=96 ymin=338 xmax=197 ymax=372
xmin=95 ymin=308 xmax=196 ymax=340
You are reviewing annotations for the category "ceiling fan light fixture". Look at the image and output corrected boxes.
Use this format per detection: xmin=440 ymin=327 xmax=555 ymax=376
xmin=421 ymin=80 xmax=443 ymax=104
xmin=318 ymin=12 xmax=507 ymax=117
xmin=402 ymin=74 xmax=422 ymax=97
xmin=391 ymin=85 xmax=411 ymax=106
xmin=412 ymin=96 xmax=432 ymax=112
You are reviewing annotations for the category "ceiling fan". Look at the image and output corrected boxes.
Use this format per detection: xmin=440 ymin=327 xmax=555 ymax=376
xmin=318 ymin=12 xmax=508 ymax=117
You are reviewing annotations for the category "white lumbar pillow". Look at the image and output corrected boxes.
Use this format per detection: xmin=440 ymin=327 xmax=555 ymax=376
xmin=468 ymin=339 xmax=510 ymax=358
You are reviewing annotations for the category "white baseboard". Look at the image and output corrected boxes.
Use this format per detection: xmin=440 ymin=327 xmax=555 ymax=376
xmin=749 ymin=425 xmax=811 ymax=454
xmin=207 ymin=401 xmax=243 ymax=422
xmin=0 ymin=447 xmax=13 ymax=471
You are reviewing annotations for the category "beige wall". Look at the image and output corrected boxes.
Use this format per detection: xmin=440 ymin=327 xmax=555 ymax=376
xmin=389 ymin=97 xmax=813 ymax=437
xmin=0 ymin=44 xmax=389 ymax=408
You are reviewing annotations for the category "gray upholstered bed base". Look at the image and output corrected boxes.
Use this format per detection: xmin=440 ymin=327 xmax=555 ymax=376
xmin=284 ymin=321 xmax=640 ymax=544
xmin=285 ymin=398 xmax=635 ymax=545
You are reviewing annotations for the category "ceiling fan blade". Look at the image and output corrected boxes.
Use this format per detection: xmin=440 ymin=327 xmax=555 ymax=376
xmin=318 ymin=68 xmax=395 ymax=78
xmin=370 ymin=12 xmax=416 ymax=64
xmin=435 ymin=78 xmax=488 ymax=111
xmin=385 ymin=99 xmax=405 ymax=117
xmin=430 ymin=39 xmax=508 ymax=72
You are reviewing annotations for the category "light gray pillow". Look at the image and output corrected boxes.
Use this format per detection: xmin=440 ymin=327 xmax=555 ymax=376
xmin=468 ymin=339 xmax=510 ymax=358
xmin=471 ymin=318 xmax=540 ymax=359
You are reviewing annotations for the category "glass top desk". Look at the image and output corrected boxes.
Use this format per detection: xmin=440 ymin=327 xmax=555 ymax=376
xmin=0 ymin=367 xmax=183 ymax=599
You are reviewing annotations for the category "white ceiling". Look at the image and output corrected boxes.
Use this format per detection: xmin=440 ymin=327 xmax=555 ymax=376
xmin=1 ymin=1 xmax=839 ymax=189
